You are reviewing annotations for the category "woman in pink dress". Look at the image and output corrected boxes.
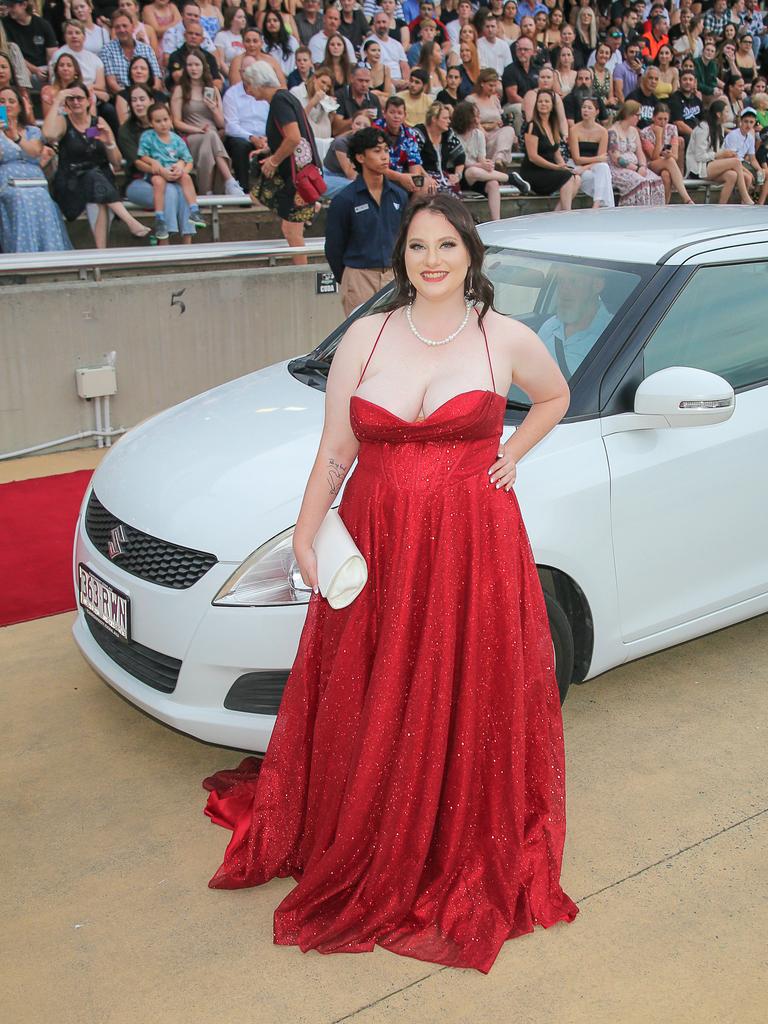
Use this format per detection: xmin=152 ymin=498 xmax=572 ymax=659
xmin=203 ymin=194 xmax=579 ymax=974
xmin=639 ymin=103 xmax=695 ymax=204
xmin=607 ymin=99 xmax=665 ymax=206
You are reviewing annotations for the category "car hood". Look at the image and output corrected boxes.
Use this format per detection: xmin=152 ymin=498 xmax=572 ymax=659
xmin=90 ymin=361 xmax=324 ymax=562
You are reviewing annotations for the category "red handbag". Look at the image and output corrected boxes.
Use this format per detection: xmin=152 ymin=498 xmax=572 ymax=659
xmin=293 ymin=161 xmax=327 ymax=203
xmin=275 ymin=93 xmax=327 ymax=203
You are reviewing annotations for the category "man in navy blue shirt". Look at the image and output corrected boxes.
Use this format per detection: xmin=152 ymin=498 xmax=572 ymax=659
xmin=325 ymin=126 xmax=408 ymax=318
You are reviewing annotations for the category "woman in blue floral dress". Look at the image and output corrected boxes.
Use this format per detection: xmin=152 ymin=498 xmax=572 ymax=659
xmin=0 ymin=86 xmax=71 ymax=253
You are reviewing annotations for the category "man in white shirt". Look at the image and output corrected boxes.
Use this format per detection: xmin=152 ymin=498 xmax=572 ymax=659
xmin=723 ymin=108 xmax=766 ymax=200
xmin=588 ymin=28 xmax=623 ymax=73
xmin=162 ymin=1 xmax=216 ymax=60
xmin=537 ymin=267 xmax=611 ymax=376
xmin=224 ymin=56 xmax=269 ymax=189
xmin=364 ymin=11 xmax=410 ymax=88
xmin=477 ymin=16 xmax=512 ymax=76
xmin=447 ymin=0 xmax=475 ymax=51
xmin=309 ymin=6 xmax=357 ymax=65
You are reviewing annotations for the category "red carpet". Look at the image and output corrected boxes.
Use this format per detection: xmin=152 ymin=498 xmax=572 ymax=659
xmin=0 ymin=469 xmax=93 ymax=627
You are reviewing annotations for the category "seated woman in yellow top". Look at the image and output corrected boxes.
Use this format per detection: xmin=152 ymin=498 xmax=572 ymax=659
xmin=654 ymin=45 xmax=679 ymax=100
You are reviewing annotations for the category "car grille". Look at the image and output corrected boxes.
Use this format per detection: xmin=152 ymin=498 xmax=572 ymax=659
xmin=84 ymin=613 xmax=181 ymax=693
xmin=85 ymin=491 xmax=217 ymax=589
xmin=225 ymin=672 xmax=290 ymax=715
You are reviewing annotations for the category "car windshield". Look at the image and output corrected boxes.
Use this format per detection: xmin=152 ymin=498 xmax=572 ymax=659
xmin=290 ymin=249 xmax=643 ymax=408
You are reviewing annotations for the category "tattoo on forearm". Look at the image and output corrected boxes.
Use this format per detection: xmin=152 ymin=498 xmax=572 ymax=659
xmin=327 ymin=458 xmax=348 ymax=497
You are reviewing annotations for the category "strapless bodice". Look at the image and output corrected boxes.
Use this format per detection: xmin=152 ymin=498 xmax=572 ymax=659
xmin=349 ymin=389 xmax=506 ymax=492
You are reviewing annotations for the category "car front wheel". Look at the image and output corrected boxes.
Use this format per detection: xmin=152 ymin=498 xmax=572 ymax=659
xmin=545 ymin=592 xmax=574 ymax=705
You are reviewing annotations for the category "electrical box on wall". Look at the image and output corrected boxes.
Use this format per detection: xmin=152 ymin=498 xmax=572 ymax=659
xmin=75 ymin=366 xmax=117 ymax=399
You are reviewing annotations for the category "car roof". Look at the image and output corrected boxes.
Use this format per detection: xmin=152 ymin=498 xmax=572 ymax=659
xmin=477 ymin=206 xmax=768 ymax=265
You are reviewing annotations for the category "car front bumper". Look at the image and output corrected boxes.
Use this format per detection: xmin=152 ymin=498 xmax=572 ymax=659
xmin=71 ymin=497 xmax=308 ymax=753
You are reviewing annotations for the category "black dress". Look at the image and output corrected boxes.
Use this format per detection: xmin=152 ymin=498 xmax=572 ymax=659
xmin=250 ymin=90 xmax=318 ymax=224
xmin=520 ymin=122 xmax=572 ymax=195
xmin=577 ymin=139 xmax=599 ymax=160
xmin=435 ymin=88 xmax=459 ymax=108
xmin=51 ymin=116 xmax=120 ymax=221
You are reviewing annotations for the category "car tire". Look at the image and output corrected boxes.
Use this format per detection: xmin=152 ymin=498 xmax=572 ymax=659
xmin=544 ymin=591 xmax=574 ymax=705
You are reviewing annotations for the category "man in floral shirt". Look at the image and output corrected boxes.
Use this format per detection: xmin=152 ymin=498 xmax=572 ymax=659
xmin=374 ymin=96 xmax=435 ymax=194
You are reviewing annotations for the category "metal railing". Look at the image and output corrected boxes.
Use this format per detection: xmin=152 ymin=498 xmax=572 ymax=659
xmin=121 ymin=193 xmax=254 ymax=242
xmin=0 ymin=237 xmax=328 ymax=279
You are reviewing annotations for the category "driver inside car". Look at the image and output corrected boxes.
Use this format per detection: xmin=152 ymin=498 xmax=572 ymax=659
xmin=538 ymin=266 xmax=611 ymax=377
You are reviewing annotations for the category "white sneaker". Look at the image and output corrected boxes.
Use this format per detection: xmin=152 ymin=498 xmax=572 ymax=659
xmin=225 ymin=179 xmax=246 ymax=196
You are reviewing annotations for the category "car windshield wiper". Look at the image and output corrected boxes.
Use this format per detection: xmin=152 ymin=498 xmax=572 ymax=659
xmin=291 ymin=356 xmax=331 ymax=374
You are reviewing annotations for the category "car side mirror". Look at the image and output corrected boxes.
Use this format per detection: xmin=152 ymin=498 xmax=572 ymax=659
xmin=634 ymin=366 xmax=735 ymax=428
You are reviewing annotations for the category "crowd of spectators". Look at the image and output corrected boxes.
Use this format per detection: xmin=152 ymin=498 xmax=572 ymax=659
xmin=1 ymin=0 xmax=768 ymax=255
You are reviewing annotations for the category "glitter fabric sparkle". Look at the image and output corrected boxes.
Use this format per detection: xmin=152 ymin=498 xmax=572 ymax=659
xmin=202 ymin=328 xmax=579 ymax=974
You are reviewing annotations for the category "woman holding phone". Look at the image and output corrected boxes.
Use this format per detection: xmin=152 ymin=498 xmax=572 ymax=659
xmin=170 ymin=49 xmax=243 ymax=195
xmin=42 ymin=83 xmax=151 ymax=247
xmin=639 ymin=103 xmax=694 ymax=204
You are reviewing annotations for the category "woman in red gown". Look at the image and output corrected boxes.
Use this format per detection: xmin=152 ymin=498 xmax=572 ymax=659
xmin=203 ymin=194 xmax=579 ymax=973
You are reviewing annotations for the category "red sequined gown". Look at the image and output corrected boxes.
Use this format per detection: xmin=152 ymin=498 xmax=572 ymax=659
xmin=202 ymin=314 xmax=579 ymax=974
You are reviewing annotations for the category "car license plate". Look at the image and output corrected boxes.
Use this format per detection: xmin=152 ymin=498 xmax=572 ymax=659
xmin=78 ymin=563 xmax=131 ymax=640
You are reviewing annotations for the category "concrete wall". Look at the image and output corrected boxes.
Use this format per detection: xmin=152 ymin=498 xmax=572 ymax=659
xmin=0 ymin=263 xmax=343 ymax=457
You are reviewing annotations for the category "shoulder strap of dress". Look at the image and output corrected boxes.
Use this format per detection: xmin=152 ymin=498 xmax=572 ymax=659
xmin=476 ymin=310 xmax=496 ymax=393
xmin=356 ymin=310 xmax=395 ymax=387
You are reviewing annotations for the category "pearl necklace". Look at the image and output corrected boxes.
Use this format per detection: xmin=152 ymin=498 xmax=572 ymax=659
xmin=406 ymin=299 xmax=472 ymax=347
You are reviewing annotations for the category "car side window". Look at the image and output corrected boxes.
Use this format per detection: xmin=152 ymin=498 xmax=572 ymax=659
xmin=644 ymin=261 xmax=768 ymax=389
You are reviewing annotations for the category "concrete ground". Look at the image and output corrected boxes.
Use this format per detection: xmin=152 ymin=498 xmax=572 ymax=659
xmin=2 ymin=451 xmax=766 ymax=1024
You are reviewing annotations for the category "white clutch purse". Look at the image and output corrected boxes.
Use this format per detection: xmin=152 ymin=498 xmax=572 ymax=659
xmin=313 ymin=508 xmax=368 ymax=609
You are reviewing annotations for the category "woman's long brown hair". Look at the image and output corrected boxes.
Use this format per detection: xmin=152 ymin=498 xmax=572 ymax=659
xmin=383 ymin=193 xmax=495 ymax=321
xmin=180 ymin=48 xmax=214 ymax=103
xmin=531 ymin=88 xmax=561 ymax=144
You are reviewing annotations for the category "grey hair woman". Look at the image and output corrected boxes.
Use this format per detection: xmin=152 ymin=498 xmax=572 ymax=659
xmin=243 ymin=59 xmax=320 ymax=264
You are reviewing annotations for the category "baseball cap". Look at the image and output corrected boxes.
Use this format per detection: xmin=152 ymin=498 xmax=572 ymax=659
xmin=740 ymin=106 xmax=758 ymax=118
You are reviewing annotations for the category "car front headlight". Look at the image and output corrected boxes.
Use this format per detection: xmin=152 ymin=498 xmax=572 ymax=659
xmin=212 ymin=526 xmax=311 ymax=607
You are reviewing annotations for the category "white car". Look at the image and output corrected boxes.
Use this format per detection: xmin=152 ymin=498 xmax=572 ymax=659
xmin=72 ymin=207 xmax=768 ymax=753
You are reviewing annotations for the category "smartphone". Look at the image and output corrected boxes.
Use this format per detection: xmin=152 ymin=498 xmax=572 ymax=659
xmin=85 ymin=126 xmax=99 ymax=139
xmin=203 ymin=87 xmax=215 ymax=102
xmin=662 ymin=144 xmax=671 ymax=152
xmin=0 ymin=104 xmax=7 ymax=129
